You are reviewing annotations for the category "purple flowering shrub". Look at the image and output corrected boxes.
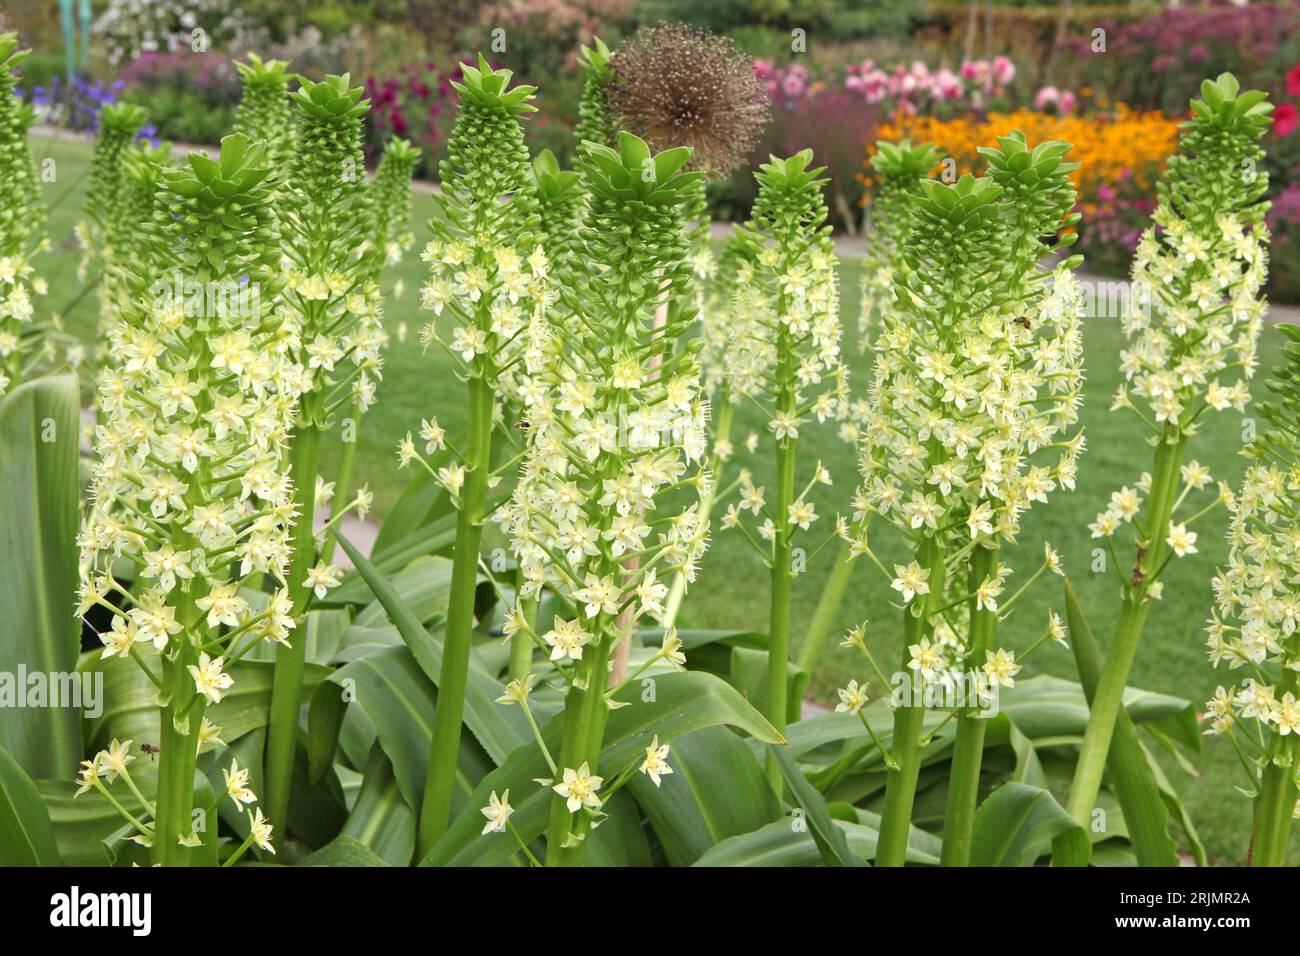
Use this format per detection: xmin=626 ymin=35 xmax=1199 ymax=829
xmin=364 ymin=60 xmax=464 ymax=179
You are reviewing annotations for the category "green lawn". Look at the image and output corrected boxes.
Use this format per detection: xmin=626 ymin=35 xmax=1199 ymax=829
xmin=33 ymin=131 xmax=1283 ymax=864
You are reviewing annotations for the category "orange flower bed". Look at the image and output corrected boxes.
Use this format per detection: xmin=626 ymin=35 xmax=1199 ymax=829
xmin=861 ymin=106 xmax=1181 ymax=210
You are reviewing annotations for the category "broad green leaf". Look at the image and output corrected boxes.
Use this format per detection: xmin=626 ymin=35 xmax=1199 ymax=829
xmin=629 ymin=726 xmax=781 ymax=866
xmin=323 ymin=646 xmax=437 ymax=811
xmin=339 ymin=744 xmax=416 ymax=866
xmin=83 ymin=648 xmax=330 ymax=751
xmin=314 ymin=646 xmax=503 ymax=816
xmin=420 ymin=671 xmax=783 ymax=866
xmin=1000 ymin=675 xmax=1191 ymax=738
xmin=769 ymin=744 xmax=864 ymax=867
xmin=36 ymin=768 xmax=155 ymax=867
xmin=287 ymin=745 xmax=348 ymax=848
xmin=353 ymin=555 xmax=453 ymax=628
xmin=970 ymin=782 xmax=1084 ymax=866
xmin=299 ymin=834 xmax=392 ymax=866
xmin=584 ymin=792 xmax=654 ymax=867
xmin=334 ymin=534 xmax=527 ymax=764
xmin=694 ymin=814 xmax=940 ymax=867
xmin=731 ymin=646 xmax=808 ymax=726
xmin=0 ymin=372 xmax=82 ymax=777
xmin=0 ymin=746 xmax=62 ymax=865
xmin=307 ymin=680 xmax=348 ymax=784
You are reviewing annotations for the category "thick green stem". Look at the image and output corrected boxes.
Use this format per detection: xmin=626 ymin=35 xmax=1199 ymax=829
xmin=1057 ymin=429 xmax=1187 ymax=864
xmin=795 ymin=541 xmax=856 ymax=674
xmin=939 ymin=543 xmax=998 ymax=866
xmin=1061 ymin=577 xmax=1179 ymax=866
xmin=1252 ymin=670 xmax=1299 ymax=866
xmin=877 ymin=685 xmax=925 ymax=867
xmin=264 ymin=416 xmax=322 ymax=832
xmin=764 ymin=428 xmax=797 ymax=790
xmin=153 ymin=639 xmax=205 ymax=866
xmin=417 ymin=372 xmax=492 ymax=857
xmin=876 ymin=535 xmax=943 ymax=866
xmin=508 ymin=596 xmax=537 ymax=681
xmin=319 ymin=401 xmax=360 ymax=565
xmin=544 ymin=635 xmax=613 ymax=866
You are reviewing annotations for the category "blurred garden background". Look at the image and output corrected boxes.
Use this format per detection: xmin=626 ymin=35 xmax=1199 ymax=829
xmin=4 ymin=0 xmax=1300 ymax=863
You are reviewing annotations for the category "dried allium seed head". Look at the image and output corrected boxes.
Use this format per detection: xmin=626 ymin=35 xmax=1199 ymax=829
xmin=609 ymin=23 xmax=769 ymax=178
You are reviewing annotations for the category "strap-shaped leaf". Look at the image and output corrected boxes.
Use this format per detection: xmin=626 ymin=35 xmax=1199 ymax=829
xmin=629 ymin=726 xmax=781 ymax=866
xmin=0 ymin=372 xmax=81 ymax=778
xmin=334 ymin=534 xmax=527 ymax=765
xmin=420 ymin=671 xmax=783 ymax=866
xmin=970 ymin=782 xmax=1084 ymax=866
xmin=0 ymin=746 xmax=61 ymax=865
xmin=769 ymin=744 xmax=864 ymax=867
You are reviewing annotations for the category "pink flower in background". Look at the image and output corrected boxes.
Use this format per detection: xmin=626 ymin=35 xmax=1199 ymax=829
xmin=845 ymin=62 xmax=889 ymax=104
xmin=1287 ymin=63 xmax=1300 ymax=97
xmin=845 ymin=55 xmax=1016 ymax=108
xmin=781 ymin=63 xmax=809 ymax=100
xmin=932 ymin=67 xmax=963 ymax=101
xmin=1034 ymin=85 xmax=1076 ymax=113
xmin=1274 ymin=102 xmax=1298 ymax=137
xmin=992 ymin=55 xmax=1015 ymax=86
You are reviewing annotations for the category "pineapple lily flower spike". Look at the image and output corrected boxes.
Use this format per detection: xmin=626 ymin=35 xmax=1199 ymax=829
xmin=78 ymin=133 xmax=299 ymax=866
xmin=1203 ymin=319 xmax=1300 ymax=866
xmin=495 ymin=131 xmax=708 ymax=865
xmin=0 ymin=33 xmax=58 ymax=396
xmin=720 ymin=149 xmax=849 ymax=784
xmin=1056 ymin=72 xmax=1272 ymax=866
xmin=852 ymin=141 xmax=1087 ymax=865
xmin=233 ymin=53 xmax=297 ymax=173
xmin=263 ymin=72 xmax=380 ymax=831
xmin=405 ymin=54 xmax=546 ymax=856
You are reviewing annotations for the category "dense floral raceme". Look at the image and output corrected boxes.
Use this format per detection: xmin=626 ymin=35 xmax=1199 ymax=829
xmin=97 ymin=141 xmax=177 ymax=357
xmin=500 ymin=133 xmax=709 ymax=637
xmin=858 ymin=139 xmax=939 ymax=348
xmin=277 ymin=74 xmax=385 ymax=427
xmin=720 ymin=150 xmax=849 ymax=548
xmin=493 ymin=134 xmax=709 ymax=855
xmin=1204 ymin=320 xmax=1300 ymax=741
xmin=77 ymin=102 xmax=149 ymax=285
xmin=404 ymin=55 xmax=547 ymax=437
xmin=530 ymin=148 xmax=586 ymax=295
xmin=854 ymin=135 xmax=1086 ymax=678
xmin=1202 ymin=320 xmax=1300 ymax=862
xmin=0 ymin=34 xmax=55 ymax=396
xmin=1089 ymin=74 xmax=1273 ymax=564
xmin=573 ymin=37 xmax=615 ymax=152
xmin=365 ymin=136 xmax=421 ymax=272
xmin=232 ymin=53 xmax=296 ymax=173
xmin=1206 ymin=437 xmax=1300 ymax=739
xmin=696 ymin=234 xmax=745 ymax=402
xmin=77 ymin=134 xmax=302 ymax=860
